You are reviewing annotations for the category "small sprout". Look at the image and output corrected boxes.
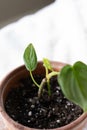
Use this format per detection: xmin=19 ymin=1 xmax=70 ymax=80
xmin=23 ymin=43 xmax=39 ymax=88
xmin=23 ymin=43 xmax=87 ymax=112
xmin=43 ymin=58 xmax=53 ymax=92
xmin=23 ymin=44 xmax=58 ymax=97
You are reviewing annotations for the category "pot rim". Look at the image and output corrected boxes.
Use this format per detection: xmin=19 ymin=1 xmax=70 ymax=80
xmin=0 ymin=61 xmax=87 ymax=130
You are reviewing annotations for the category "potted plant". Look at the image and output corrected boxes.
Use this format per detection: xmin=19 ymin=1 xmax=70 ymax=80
xmin=0 ymin=43 xmax=87 ymax=130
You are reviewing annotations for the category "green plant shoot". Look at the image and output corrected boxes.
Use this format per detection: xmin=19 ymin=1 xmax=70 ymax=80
xmin=23 ymin=43 xmax=39 ymax=88
xmin=43 ymin=58 xmax=58 ymax=95
xmin=24 ymin=43 xmax=87 ymax=112
xmin=23 ymin=44 xmax=58 ymax=97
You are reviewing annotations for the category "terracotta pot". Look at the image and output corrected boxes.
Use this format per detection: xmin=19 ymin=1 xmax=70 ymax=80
xmin=0 ymin=61 xmax=87 ymax=130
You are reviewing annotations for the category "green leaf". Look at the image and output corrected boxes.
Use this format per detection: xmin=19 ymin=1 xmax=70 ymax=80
xmin=58 ymin=61 xmax=87 ymax=112
xmin=43 ymin=58 xmax=53 ymax=71
xmin=23 ymin=43 xmax=37 ymax=71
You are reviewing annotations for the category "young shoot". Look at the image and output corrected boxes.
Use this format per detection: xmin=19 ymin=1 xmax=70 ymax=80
xmin=23 ymin=43 xmax=58 ymax=97
xmin=23 ymin=43 xmax=39 ymax=88
xmin=24 ymin=43 xmax=87 ymax=112
xmin=43 ymin=58 xmax=59 ymax=96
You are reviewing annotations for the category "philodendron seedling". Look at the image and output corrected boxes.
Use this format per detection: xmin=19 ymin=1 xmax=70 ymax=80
xmin=23 ymin=43 xmax=59 ymax=97
xmin=23 ymin=43 xmax=87 ymax=113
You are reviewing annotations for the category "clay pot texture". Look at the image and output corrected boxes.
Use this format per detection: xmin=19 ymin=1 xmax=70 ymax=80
xmin=0 ymin=61 xmax=87 ymax=130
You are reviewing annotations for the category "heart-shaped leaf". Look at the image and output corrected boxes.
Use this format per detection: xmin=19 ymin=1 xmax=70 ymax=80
xmin=58 ymin=61 xmax=87 ymax=112
xmin=23 ymin=43 xmax=37 ymax=71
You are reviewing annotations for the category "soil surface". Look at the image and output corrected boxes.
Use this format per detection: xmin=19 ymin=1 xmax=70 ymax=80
xmin=5 ymin=75 xmax=83 ymax=129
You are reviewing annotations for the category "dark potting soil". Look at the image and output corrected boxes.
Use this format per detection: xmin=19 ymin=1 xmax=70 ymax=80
xmin=5 ymin=75 xmax=83 ymax=129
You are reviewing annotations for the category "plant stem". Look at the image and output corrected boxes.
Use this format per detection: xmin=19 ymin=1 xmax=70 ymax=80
xmin=47 ymin=71 xmax=59 ymax=79
xmin=38 ymin=78 xmax=46 ymax=97
xmin=30 ymin=71 xmax=40 ymax=88
xmin=45 ymin=66 xmax=48 ymax=78
xmin=47 ymin=80 xmax=51 ymax=96
xmin=46 ymin=71 xmax=59 ymax=96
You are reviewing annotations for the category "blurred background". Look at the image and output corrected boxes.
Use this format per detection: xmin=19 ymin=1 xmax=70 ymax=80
xmin=0 ymin=0 xmax=55 ymax=28
xmin=0 ymin=0 xmax=55 ymax=79
xmin=0 ymin=0 xmax=87 ymax=80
